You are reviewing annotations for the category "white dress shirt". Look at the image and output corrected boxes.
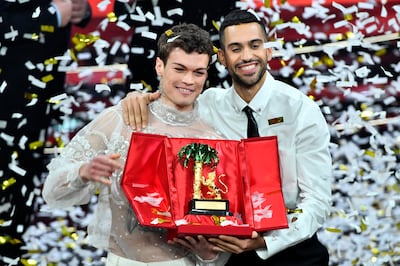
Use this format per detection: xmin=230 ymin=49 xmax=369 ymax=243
xmin=198 ymin=71 xmax=332 ymax=259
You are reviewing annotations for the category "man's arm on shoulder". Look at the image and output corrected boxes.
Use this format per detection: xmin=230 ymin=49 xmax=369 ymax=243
xmin=121 ymin=91 xmax=161 ymax=130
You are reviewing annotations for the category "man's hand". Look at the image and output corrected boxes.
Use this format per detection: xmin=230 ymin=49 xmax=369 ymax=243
xmin=121 ymin=91 xmax=161 ymax=130
xmin=208 ymin=231 xmax=266 ymax=254
xmin=79 ymin=153 xmax=123 ymax=185
xmin=169 ymin=235 xmax=219 ymax=261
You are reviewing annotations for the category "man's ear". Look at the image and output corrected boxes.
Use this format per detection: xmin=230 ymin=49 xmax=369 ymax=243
xmin=266 ymin=47 xmax=273 ymax=61
xmin=155 ymin=57 xmax=164 ymax=76
xmin=217 ymin=49 xmax=227 ymax=67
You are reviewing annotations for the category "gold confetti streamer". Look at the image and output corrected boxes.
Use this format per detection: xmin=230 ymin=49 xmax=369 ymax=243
xmin=69 ymin=48 xmax=78 ymax=62
xmin=107 ymin=12 xmax=118 ymax=22
xmin=364 ymin=149 xmax=375 ymax=157
xmin=335 ymin=33 xmax=345 ymax=41
xmin=375 ymin=48 xmax=387 ymax=57
xmin=309 ymin=78 xmax=317 ymax=90
xmin=0 ymin=235 xmax=21 ymax=244
xmin=141 ymin=80 xmax=153 ymax=91
xmin=286 ymin=208 xmax=303 ymax=214
xmin=291 ymin=16 xmax=301 ymax=23
xmin=24 ymin=92 xmax=38 ymax=100
xmin=44 ymin=58 xmax=58 ymax=65
xmin=71 ymin=33 xmax=100 ymax=52
xmin=55 ymin=136 xmax=64 ymax=148
xmin=41 ymin=74 xmax=54 ymax=83
xmin=66 ymin=242 xmax=77 ymax=249
xmin=212 ymin=20 xmax=220 ymax=31
xmin=360 ymin=218 xmax=367 ymax=231
xmin=20 ymin=259 xmax=38 ymax=266
xmin=321 ymin=56 xmax=334 ymax=67
xmin=293 ymin=67 xmax=304 ymax=78
xmin=165 ymin=29 xmax=173 ymax=37
xmin=213 ymin=46 xmax=219 ymax=54
xmin=345 ymin=31 xmax=354 ymax=39
xmin=29 ymin=140 xmax=44 ymax=150
xmin=2 ymin=177 xmax=16 ymax=190
xmin=325 ymin=227 xmax=342 ymax=233
xmin=344 ymin=14 xmax=353 ymax=21
xmin=270 ymin=19 xmax=284 ymax=27
xmin=31 ymin=33 xmax=39 ymax=41
xmin=40 ymin=25 xmax=54 ymax=33
xmin=61 ymin=225 xmax=77 ymax=239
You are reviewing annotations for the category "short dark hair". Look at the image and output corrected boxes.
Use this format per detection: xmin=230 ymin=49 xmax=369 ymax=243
xmin=157 ymin=23 xmax=214 ymax=65
xmin=219 ymin=9 xmax=268 ymax=50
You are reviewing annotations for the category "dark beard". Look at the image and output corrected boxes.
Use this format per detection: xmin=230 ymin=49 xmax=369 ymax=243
xmin=230 ymin=64 xmax=267 ymax=89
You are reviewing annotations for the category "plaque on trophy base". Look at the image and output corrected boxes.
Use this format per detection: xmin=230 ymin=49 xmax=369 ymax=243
xmin=189 ymin=199 xmax=231 ymax=216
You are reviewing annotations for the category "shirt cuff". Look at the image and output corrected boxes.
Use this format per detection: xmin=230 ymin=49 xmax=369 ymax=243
xmin=255 ymin=248 xmax=268 ymax=260
xmin=255 ymin=234 xmax=269 ymax=259
xmin=68 ymin=163 xmax=89 ymax=189
xmin=70 ymin=175 xmax=89 ymax=189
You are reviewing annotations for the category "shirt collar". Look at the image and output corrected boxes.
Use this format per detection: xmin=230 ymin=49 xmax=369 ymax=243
xmin=230 ymin=71 xmax=273 ymax=114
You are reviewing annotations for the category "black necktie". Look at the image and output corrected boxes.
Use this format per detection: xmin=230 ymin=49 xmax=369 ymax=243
xmin=243 ymin=106 xmax=260 ymax=138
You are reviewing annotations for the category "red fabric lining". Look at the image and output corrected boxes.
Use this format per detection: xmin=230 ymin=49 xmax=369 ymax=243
xmin=122 ymin=133 xmax=288 ymax=237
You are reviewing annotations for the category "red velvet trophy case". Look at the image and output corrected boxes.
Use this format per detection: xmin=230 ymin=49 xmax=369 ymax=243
xmin=122 ymin=132 xmax=288 ymax=238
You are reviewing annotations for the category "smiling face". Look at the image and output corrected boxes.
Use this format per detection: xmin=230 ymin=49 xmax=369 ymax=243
xmin=218 ymin=22 xmax=272 ymax=101
xmin=156 ymin=47 xmax=209 ymax=111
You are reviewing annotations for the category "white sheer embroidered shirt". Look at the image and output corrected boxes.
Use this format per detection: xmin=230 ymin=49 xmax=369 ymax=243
xmin=42 ymin=99 xmax=230 ymax=266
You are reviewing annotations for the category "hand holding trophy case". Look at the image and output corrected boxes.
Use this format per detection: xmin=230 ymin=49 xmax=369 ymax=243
xmin=121 ymin=132 xmax=288 ymax=239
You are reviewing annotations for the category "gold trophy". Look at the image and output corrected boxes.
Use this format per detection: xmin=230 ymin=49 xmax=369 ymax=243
xmin=177 ymin=143 xmax=231 ymax=216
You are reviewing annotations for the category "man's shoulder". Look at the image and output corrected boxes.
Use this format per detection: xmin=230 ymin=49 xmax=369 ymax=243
xmin=271 ymin=78 xmax=300 ymax=93
xmin=200 ymin=86 xmax=230 ymax=102
xmin=198 ymin=87 xmax=232 ymax=117
xmin=271 ymin=79 xmax=312 ymax=102
xmin=202 ymin=86 xmax=230 ymax=95
xmin=199 ymin=87 xmax=229 ymax=101
xmin=267 ymin=79 xmax=323 ymax=118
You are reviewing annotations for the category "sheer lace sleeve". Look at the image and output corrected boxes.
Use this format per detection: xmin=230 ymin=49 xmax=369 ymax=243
xmin=42 ymin=105 xmax=130 ymax=209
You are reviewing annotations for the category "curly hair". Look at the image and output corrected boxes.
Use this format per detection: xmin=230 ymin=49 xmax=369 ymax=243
xmin=157 ymin=23 xmax=214 ymax=65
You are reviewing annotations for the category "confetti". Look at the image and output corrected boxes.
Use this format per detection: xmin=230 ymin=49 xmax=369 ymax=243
xmin=8 ymin=1 xmax=399 ymax=265
xmin=94 ymin=84 xmax=111 ymax=93
xmin=0 ymin=81 xmax=7 ymax=93
xmin=141 ymin=31 xmax=157 ymax=40
xmin=2 ymin=177 xmax=17 ymax=190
